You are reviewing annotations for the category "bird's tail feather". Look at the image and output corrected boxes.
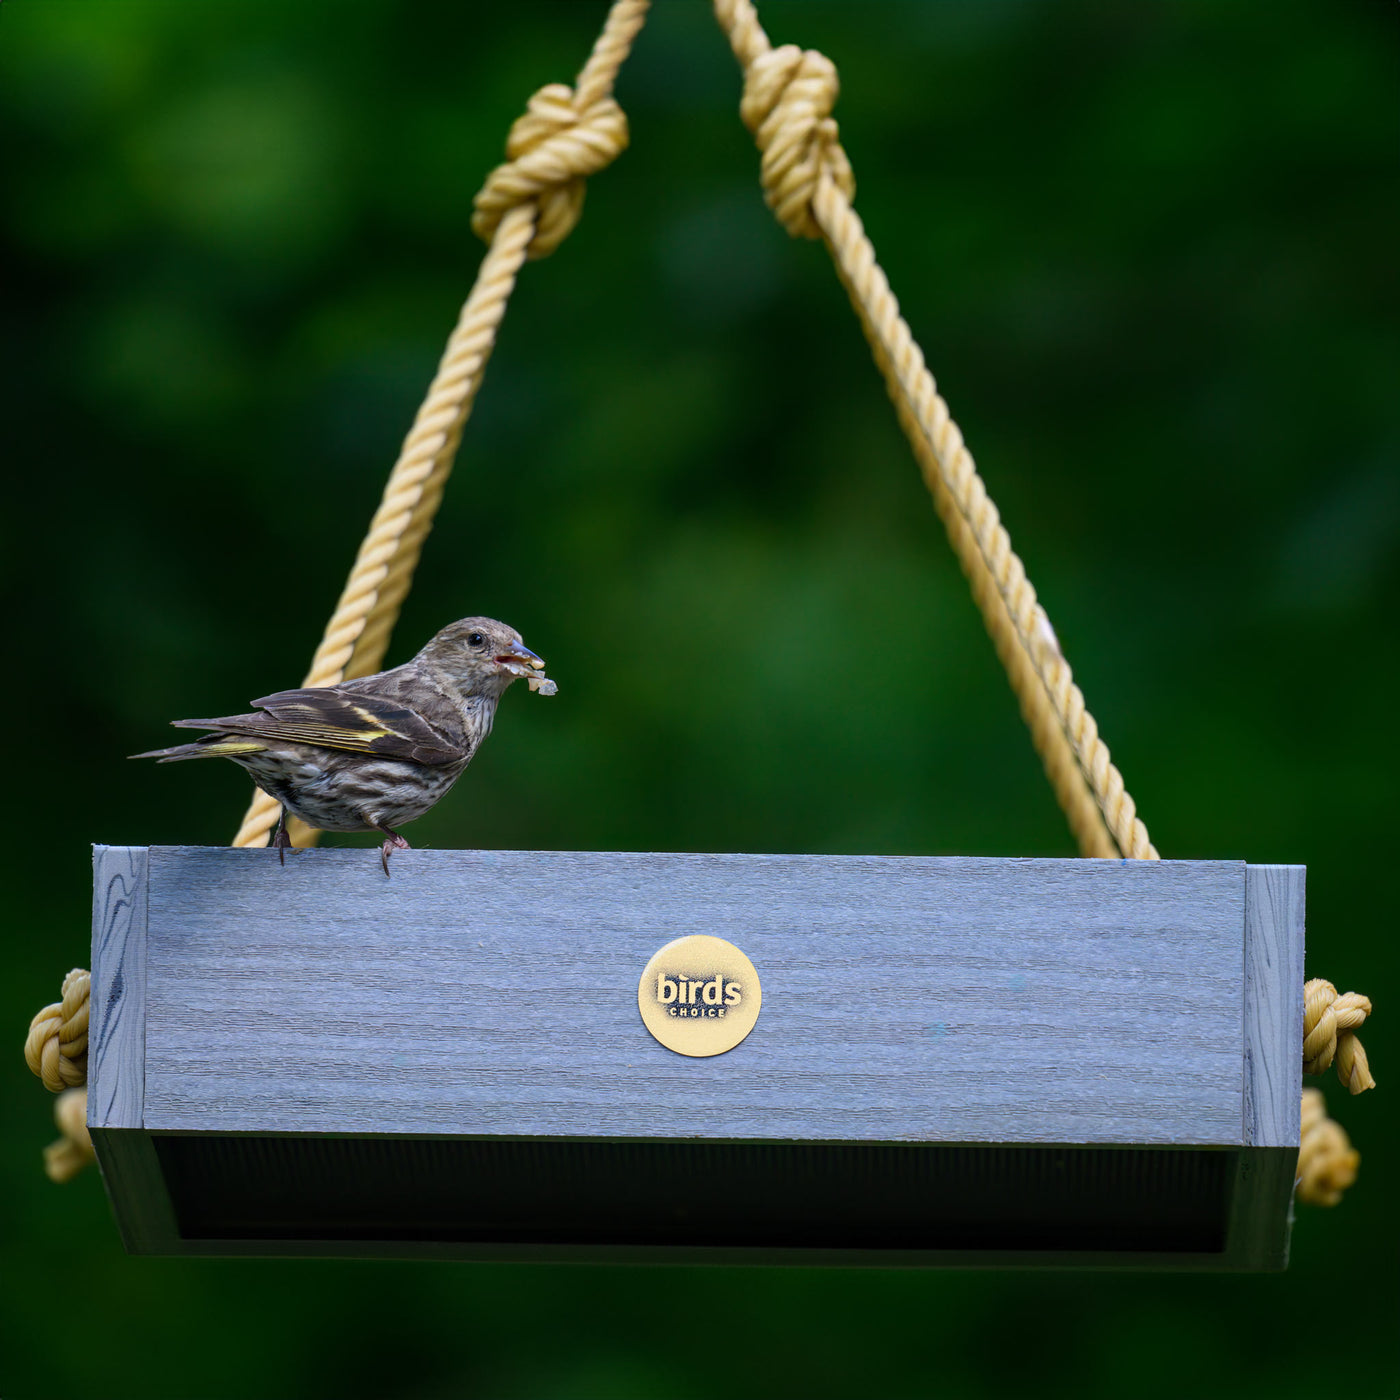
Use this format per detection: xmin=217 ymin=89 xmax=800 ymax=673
xmin=130 ymin=738 xmax=267 ymax=763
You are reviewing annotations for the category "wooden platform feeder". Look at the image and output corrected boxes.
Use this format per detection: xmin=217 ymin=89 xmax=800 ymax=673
xmin=89 ymin=844 xmax=1304 ymax=1268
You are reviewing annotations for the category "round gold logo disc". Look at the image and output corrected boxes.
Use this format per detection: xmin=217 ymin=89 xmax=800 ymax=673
xmin=637 ymin=934 xmax=762 ymax=1058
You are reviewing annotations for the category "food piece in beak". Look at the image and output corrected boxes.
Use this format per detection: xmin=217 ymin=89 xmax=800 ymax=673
xmin=495 ymin=642 xmax=558 ymax=696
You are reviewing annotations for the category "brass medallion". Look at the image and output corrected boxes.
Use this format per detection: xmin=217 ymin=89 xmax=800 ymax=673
xmin=637 ymin=934 xmax=762 ymax=1058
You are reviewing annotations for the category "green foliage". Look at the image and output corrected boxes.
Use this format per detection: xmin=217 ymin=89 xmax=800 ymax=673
xmin=2 ymin=2 xmax=1396 ymax=1396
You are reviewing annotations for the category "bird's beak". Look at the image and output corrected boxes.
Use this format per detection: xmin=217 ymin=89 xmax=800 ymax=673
xmin=495 ymin=641 xmax=545 ymax=670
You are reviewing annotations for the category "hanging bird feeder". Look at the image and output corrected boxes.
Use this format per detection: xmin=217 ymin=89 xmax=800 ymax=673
xmin=89 ymin=844 xmax=1305 ymax=1267
xmin=37 ymin=0 xmax=1373 ymax=1266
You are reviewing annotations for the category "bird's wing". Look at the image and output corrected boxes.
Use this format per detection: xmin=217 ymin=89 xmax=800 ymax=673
xmin=172 ymin=688 xmax=466 ymax=766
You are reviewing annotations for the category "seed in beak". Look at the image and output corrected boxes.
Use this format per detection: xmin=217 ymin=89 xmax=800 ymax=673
xmin=496 ymin=645 xmax=545 ymax=670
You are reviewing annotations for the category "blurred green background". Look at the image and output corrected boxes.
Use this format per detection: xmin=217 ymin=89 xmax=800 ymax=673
xmin=2 ymin=0 xmax=1396 ymax=1395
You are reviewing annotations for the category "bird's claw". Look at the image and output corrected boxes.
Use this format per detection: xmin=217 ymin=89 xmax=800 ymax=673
xmin=378 ymin=831 xmax=411 ymax=878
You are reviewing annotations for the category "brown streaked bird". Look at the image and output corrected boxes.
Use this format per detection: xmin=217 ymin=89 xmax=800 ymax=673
xmin=133 ymin=617 xmax=556 ymax=875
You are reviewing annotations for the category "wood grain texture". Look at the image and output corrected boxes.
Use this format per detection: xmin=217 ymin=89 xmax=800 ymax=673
xmin=139 ymin=848 xmax=1247 ymax=1147
xmin=89 ymin=846 xmax=182 ymax=1254
xmin=1243 ymin=865 xmax=1305 ymax=1148
xmin=88 ymin=846 xmax=149 ymax=1130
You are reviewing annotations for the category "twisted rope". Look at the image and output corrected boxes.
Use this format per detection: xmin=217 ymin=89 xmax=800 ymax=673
xmin=44 ymin=1089 xmax=95 ymax=1185
xmin=472 ymin=86 xmax=629 ymax=260
xmin=233 ymin=0 xmax=650 ymax=849
xmin=24 ymin=969 xmax=89 ymax=1093
xmin=712 ymin=0 xmax=1150 ymax=860
xmin=1303 ymin=978 xmax=1375 ymax=1093
xmin=1297 ymin=1087 xmax=1359 ymax=1207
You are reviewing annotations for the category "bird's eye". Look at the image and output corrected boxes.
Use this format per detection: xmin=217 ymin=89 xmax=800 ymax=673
xmin=467 ymin=632 xmax=485 ymax=648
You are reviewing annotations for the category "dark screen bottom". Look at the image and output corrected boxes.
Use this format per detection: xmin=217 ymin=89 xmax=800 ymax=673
xmin=154 ymin=1134 xmax=1231 ymax=1254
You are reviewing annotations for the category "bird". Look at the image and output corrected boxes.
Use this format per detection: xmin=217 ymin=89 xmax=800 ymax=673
xmin=133 ymin=616 xmax=556 ymax=875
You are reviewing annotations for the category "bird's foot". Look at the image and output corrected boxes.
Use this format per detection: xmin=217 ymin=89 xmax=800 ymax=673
xmin=377 ymin=829 xmax=411 ymax=878
xmin=273 ymin=811 xmax=293 ymax=867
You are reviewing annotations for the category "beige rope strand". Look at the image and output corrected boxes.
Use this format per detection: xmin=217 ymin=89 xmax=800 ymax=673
xmin=574 ymin=0 xmax=651 ymax=110
xmin=711 ymin=0 xmax=1154 ymax=860
xmin=848 ymin=276 xmax=1115 ymax=858
xmin=1303 ymin=978 xmax=1376 ymax=1093
xmin=24 ymin=971 xmax=95 ymax=1178
xmin=231 ymin=206 xmax=535 ymax=848
xmin=815 ymin=188 xmax=1157 ymax=860
xmin=24 ymin=968 xmax=90 ymax=1093
xmin=44 ymin=1088 xmax=95 ymax=1184
xmin=233 ymin=0 xmax=650 ymax=848
xmin=1297 ymin=1087 xmax=1359 ymax=1206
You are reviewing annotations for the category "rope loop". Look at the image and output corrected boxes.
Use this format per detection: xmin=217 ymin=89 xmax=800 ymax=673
xmin=1297 ymin=1087 xmax=1360 ymax=1206
xmin=737 ymin=44 xmax=854 ymax=239
xmin=473 ymin=83 xmax=630 ymax=259
xmin=24 ymin=968 xmax=90 ymax=1094
xmin=45 ymin=1088 xmax=95 ymax=1184
xmin=1303 ymin=977 xmax=1375 ymax=1093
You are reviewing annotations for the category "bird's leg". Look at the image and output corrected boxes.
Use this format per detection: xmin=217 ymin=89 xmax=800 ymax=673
xmin=375 ymin=825 xmax=411 ymax=878
xmin=272 ymin=807 xmax=292 ymax=867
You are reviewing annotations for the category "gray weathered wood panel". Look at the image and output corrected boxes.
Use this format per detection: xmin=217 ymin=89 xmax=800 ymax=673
xmin=88 ymin=846 xmax=149 ymax=1131
xmin=1243 ymin=865 xmax=1305 ymax=1148
xmin=138 ymin=848 xmax=1247 ymax=1146
xmin=88 ymin=846 xmax=182 ymax=1253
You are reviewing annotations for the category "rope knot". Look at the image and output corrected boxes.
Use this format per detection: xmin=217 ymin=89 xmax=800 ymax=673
xmin=472 ymin=82 xmax=629 ymax=260
xmin=1303 ymin=977 xmax=1375 ymax=1093
xmin=738 ymin=44 xmax=855 ymax=239
xmin=24 ymin=968 xmax=90 ymax=1094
